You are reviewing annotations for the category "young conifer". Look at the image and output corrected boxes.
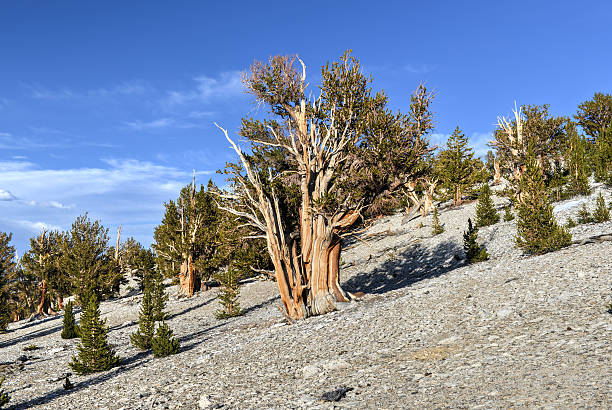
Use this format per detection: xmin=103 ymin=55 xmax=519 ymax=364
xmin=151 ymin=269 xmax=168 ymax=322
xmin=0 ymin=376 xmax=9 ymax=407
xmin=565 ymin=122 xmax=591 ymax=196
xmin=577 ymin=203 xmax=593 ymax=224
xmin=463 ymin=218 xmax=489 ymax=263
xmin=151 ymin=321 xmax=180 ymax=357
xmin=503 ymin=206 xmax=515 ymax=222
xmin=516 ymin=147 xmax=572 ymax=255
xmin=215 ymin=266 xmax=243 ymax=319
xmin=593 ymin=192 xmax=610 ymax=223
xmin=61 ymin=300 xmax=79 ymax=339
xmin=475 ymin=184 xmax=499 ymax=227
xmin=130 ymin=273 xmax=155 ymax=350
xmin=69 ymin=293 xmax=121 ymax=374
xmin=431 ymin=207 xmax=444 ymax=235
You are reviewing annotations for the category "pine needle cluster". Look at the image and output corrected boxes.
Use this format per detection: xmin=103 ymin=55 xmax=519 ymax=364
xmin=593 ymin=192 xmax=610 ymax=223
xmin=516 ymin=147 xmax=572 ymax=255
xmin=503 ymin=206 xmax=515 ymax=221
xmin=0 ymin=376 xmax=9 ymax=407
xmin=151 ymin=321 xmax=180 ymax=357
xmin=431 ymin=207 xmax=444 ymax=236
xmin=61 ymin=300 xmax=79 ymax=339
xmin=69 ymin=294 xmax=121 ymax=375
xmin=131 ymin=268 xmax=178 ymax=355
xmin=215 ymin=267 xmax=243 ymax=319
xmin=463 ymin=219 xmax=489 ymax=263
xmin=475 ymin=184 xmax=499 ymax=227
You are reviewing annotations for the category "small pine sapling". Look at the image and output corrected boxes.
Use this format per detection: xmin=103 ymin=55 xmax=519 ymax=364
xmin=565 ymin=217 xmax=577 ymax=228
xmin=61 ymin=300 xmax=79 ymax=339
xmin=516 ymin=147 xmax=572 ymax=255
xmin=592 ymin=192 xmax=610 ymax=223
xmin=215 ymin=266 xmax=243 ymax=319
xmin=577 ymin=203 xmax=593 ymax=224
xmin=475 ymin=184 xmax=499 ymax=227
xmin=431 ymin=207 xmax=444 ymax=236
xmin=130 ymin=274 xmax=155 ymax=350
xmin=0 ymin=376 xmax=9 ymax=407
xmin=503 ymin=206 xmax=515 ymax=222
xmin=69 ymin=294 xmax=121 ymax=374
xmin=151 ymin=269 xmax=168 ymax=322
xmin=463 ymin=218 xmax=489 ymax=263
xmin=151 ymin=321 xmax=180 ymax=357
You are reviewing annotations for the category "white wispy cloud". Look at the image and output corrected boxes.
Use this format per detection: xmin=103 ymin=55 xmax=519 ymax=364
xmin=471 ymin=132 xmax=494 ymax=158
xmin=0 ymin=189 xmax=17 ymax=201
xmin=165 ymin=71 xmax=243 ymax=105
xmin=15 ymin=220 xmax=62 ymax=233
xmin=125 ymin=118 xmax=175 ymax=130
xmin=27 ymin=81 xmax=152 ymax=100
xmin=0 ymin=132 xmax=65 ymax=150
xmin=404 ymin=63 xmax=437 ymax=74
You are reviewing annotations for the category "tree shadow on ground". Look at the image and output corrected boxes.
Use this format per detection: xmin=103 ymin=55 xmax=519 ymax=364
xmin=165 ymin=293 xmax=217 ymax=321
xmin=178 ymin=322 xmax=227 ymax=353
xmin=343 ymin=239 xmax=464 ymax=295
xmin=9 ymin=350 xmax=150 ymax=410
xmin=241 ymin=295 xmax=280 ymax=316
xmin=0 ymin=324 xmax=64 ymax=350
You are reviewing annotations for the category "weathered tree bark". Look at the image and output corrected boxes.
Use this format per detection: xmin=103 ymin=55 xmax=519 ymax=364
xmin=178 ymin=171 xmax=202 ymax=297
xmin=217 ymin=77 xmax=361 ymax=319
xmin=493 ymin=157 xmax=501 ymax=185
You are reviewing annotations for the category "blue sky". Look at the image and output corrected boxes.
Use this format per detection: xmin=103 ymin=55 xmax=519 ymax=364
xmin=1 ymin=1 xmax=611 ymax=254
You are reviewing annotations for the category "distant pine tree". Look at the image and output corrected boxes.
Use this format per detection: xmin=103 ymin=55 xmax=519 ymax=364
xmin=577 ymin=203 xmax=593 ymax=224
xmin=436 ymin=127 xmax=486 ymax=206
xmin=475 ymin=184 xmax=500 ymax=227
xmin=69 ymin=293 xmax=121 ymax=374
xmin=151 ymin=321 xmax=180 ymax=358
xmin=593 ymin=192 xmax=610 ymax=223
xmin=516 ymin=147 xmax=572 ymax=255
xmin=130 ymin=274 xmax=155 ymax=350
xmin=0 ymin=376 xmax=9 ymax=407
xmin=61 ymin=300 xmax=79 ymax=339
xmin=0 ymin=232 xmax=16 ymax=332
xmin=565 ymin=122 xmax=591 ymax=196
xmin=503 ymin=206 xmax=515 ymax=222
xmin=215 ymin=266 xmax=243 ymax=319
xmin=151 ymin=269 xmax=168 ymax=322
xmin=463 ymin=219 xmax=489 ymax=263
xmin=431 ymin=207 xmax=444 ymax=235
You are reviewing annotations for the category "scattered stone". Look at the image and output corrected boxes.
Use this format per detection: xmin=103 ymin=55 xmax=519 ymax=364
xmin=321 ymin=386 xmax=353 ymax=402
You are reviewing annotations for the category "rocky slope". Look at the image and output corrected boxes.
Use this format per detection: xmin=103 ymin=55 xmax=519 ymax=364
xmin=1 ymin=186 xmax=611 ymax=409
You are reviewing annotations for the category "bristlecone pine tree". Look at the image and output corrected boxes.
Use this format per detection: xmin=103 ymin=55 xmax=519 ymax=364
xmin=151 ymin=321 xmax=180 ymax=357
xmin=0 ymin=232 xmax=16 ymax=332
xmin=0 ymin=376 xmax=9 ymax=407
xmin=69 ymin=293 xmax=121 ymax=374
xmin=503 ymin=206 xmax=515 ymax=222
xmin=130 ymin=273 xmax=155 ymax=350
xmin=593 ymin=192 xmax=610 ymax=223
xmin=516 ymin=147 xmax=572 ymax=255
xmin=215 ymin=266 xmax=242 ymax=319
xmin=436 ymin=127 xmax=486 ymax=206
xmin=463 ymin=218 xmax=489 ymax=263
xmin=578 ymin=203 xmax=593 ymax=224
xmin=564 ymin=121 xmax=591 ymax=196
xmin=475 ymin=184 xmax=500 ymax=227
xmin=431 ymin=207 xmax=444 ymax=235
xmin=61 ymin=300 xmax=79 ymax=339
xmin=151 ymin=268 xmax=168 ymax=322
xmin=575 ymin=93 xmax=612 ymax=182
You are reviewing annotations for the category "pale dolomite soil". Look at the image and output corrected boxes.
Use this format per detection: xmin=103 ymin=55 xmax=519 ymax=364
xmin=1 ymin=186 xmax=611 ymax=409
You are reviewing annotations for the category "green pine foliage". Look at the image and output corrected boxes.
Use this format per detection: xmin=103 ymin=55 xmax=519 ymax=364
xmin=130 ymin=275 xmax=155 ymax=350
xmin=575 ymin=93 xmax=612 ymax=182
xmin=151 ymin=321 xmax=180 ymax=358
xmin=0 ymin=232 xmax=16 ymax=332
xmin=463 ymin=219 xmax=489 ymax=263
xmin=215 ymin=266 xmax=243 ymax=319
xmin=151 ymin=268 xmax=168 ymax=322
xmin=516 ymin=147 xmax=572 ymax=255
xmin=503 ymin=206 xmax=515 ymax=221
xmin=69 ymin=294 xmax=121 ymax=374
xmin=565 ymin=217 xmax=577 ymax=228
xmin=475 ymin=184 xmax=500 ymax=227
xmin=431 ymin=207 xmax=444 ymax=236
xmin=436 ymin=127 xmax=486 ymax=205
xmin=593 ymin=192 xmax=610 ymax=223
xmin=61 ymin=300 xmax=79 ymax=339
xmin=577 ymin=203 xmax=593 ymax=224
xmin=564 ymin=122 xmax=591 ymax=196
xmin=0 ymin=376 xmax=9 ymax=407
